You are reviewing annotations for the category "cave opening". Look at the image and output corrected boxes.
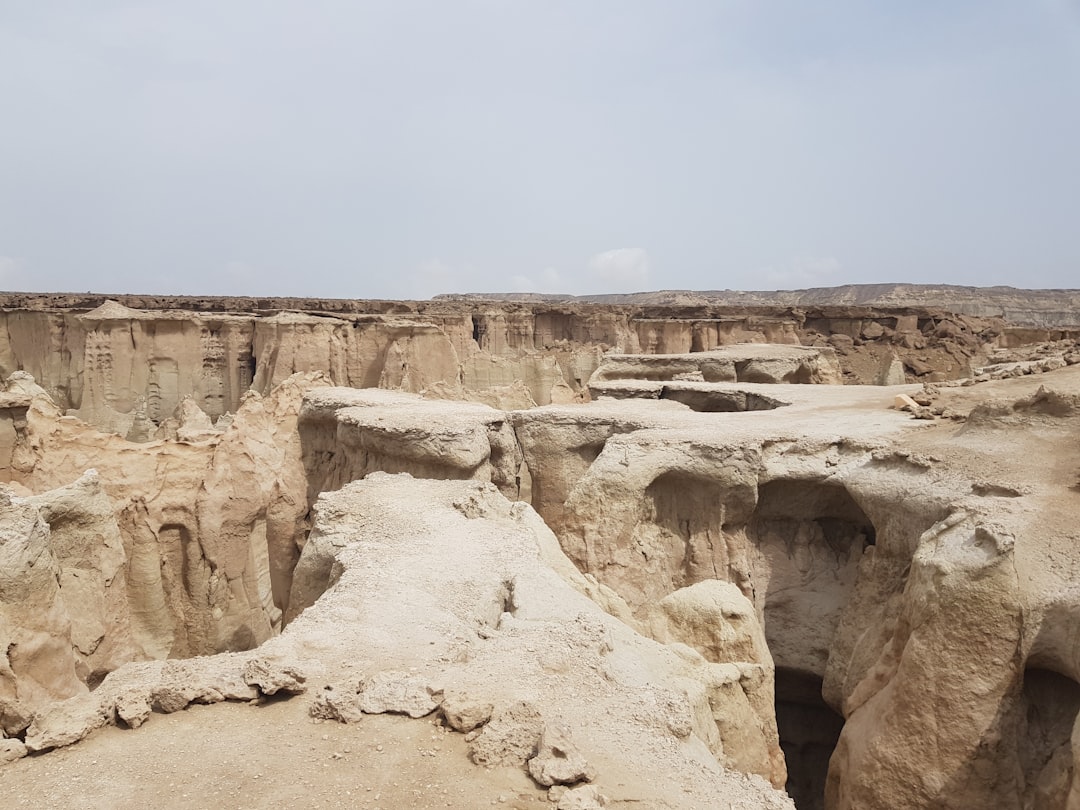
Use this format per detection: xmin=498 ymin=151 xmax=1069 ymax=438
xmin=750 ymin=481 xmax=876 ymax=668
xmin=1019 ymin=667 xmax=1080 ymax=805
xmin=748 ymin=480 xmax=875 ymax=809
xmin=775 ymin=668 xmax=844 ymax=810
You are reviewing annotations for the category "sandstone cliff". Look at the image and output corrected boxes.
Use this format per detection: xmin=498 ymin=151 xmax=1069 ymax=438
xmin=451 ymin=283 xmax=1080 ymax=330
xmin=0 ymin=293 xmax=1031 ymax=438
xmin=0 ymin=371 xmax=330 ymax=733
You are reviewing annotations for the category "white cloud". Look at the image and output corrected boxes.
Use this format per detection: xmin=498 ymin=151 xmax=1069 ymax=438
xmin=762 ymin=256 xmax=842 ymax=289
xmin=587 ymin=247 xmax=650 ymax=291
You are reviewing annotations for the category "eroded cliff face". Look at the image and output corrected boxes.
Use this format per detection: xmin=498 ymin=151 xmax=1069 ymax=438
xmin=2 ymin=302 xmax=1080 ymax=809
xmin=0 ymin=371 xmax=333 ymax=736
xmin=0 ymin=294 xmax=1030 ymax=439
xmin=509 ymin=374 xmax=1080 ymax=810
xmin=460 ymin=284 xmax=1080 ymax=331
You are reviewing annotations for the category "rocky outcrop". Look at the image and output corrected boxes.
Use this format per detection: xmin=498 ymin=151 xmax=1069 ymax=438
xmin=279 ymin=473 xmax=790 ymax=804
xmin=6 ymin=474 xmax=794 ymax=807
xmin=26 ymin=472 xmax=134 ymax=685
xmin=0 ymin=393 xmax=31 ymax=484
xmin=460 ymin=284 xmax=1080 ymax=330
xmin=294 ymin=387 xmax=524 ymax=516
xmin=649 ymin=580 xmax=786 ymax=785
xmin=0 ymin=371 xmax=329 ymax=683
xmin=589 ymin=345 xmax=843 ymax=387
xmin=0 ymin=487 xmax=85 ymax=736
xmin=0 ymin=293 xmax=1050 ymax=439
xmin=506 ymin=364 xmax=1080 ymax=809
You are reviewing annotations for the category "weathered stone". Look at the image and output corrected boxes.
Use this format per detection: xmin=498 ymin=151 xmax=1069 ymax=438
xmin=114 ymin=691 xmax=152 ymax=728
xmin=469 ymin=701 xmax=544 ymax=767
xmin=441 ymin=691 xmax=494 ymax=732
xmin=0 ymin=738 xmax=27 ymax=764
xmin=356 ymin=671 xmax=442 ymax=719
xmin=242 ymin=658 xmax=307 ymax=696
xmin=556 ymin=785 xmax=608 ymax=810
xmin=527 ymin=724 xmax=596 ymax=787
xmin=309 ymin=687 xmax=365 ymax=724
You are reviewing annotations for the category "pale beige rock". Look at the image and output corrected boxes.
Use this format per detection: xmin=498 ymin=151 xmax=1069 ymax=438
xmin=7 ymin=293 xmax=1080 ymax=809
xmin=278 ymin=474 xmax=792 ymax=807
xmin=461 ymin=352 xmax=571 ymax=406
xmin=308 ymin=685 xmax=365 ymax=723
xmin=296 ymin=387 xmax=524 ymax=515
xmin=894 ymin=393 xmax=919 ymax=409
xmin=826 ymin=516 xmax=1022 ymax=809
xmin=469 ymin=701 xmax=544 ymax=767
xmin=356 ymin=671 xmax=442 ymax=718
xmin=650 ymin=580 xmax=785 ymax=786
xmin=27 ymin=471 xmax=134 ymax=684
xmin=0 ymin=737 xmax=26 ymax=763
xmin=875 ymin=354 xmax=907 ymax=385
xmin=0 ymin=488 xmax=86 ymax=732
xmin=424 ymin=378 xmax=539 ymax=410
xmin=0 ymin=293 xmax=1032 ymax=437
xmin=172 ymin=397 xmax=220 ymax=442
xmin=242 ymin=657 xmax=308 ymax=696
xmin=4 ymin=471 xmax=794 ymax=808
xmin=440 ymin=691 xmax=494 ymax=732
xmin=23 ymin=693 xmax=114 ymax=752
xmin=527 ymin=724 xmax=596 ymax=786
xmin=4 ymin=473 xmax=790 ymax=807
xmin=556 ymin=784 xmax=608 ymax=810
xmin=588 ymin=344 xmax=843 ymax=388
xmin=113 ymin=690 xmax=151 ymax=728
xmin=22 ymin=655 xmax=259 ymax=752
xmin=1 ymin=372 xmax=329 ymax=701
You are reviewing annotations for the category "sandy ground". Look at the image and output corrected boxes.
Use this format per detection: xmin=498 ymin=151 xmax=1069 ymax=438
xmin=0 ymin=698 xmax=555 ymax=810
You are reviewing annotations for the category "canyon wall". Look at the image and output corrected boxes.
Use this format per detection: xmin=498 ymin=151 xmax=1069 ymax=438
xmin=457 ymin=283 xmax=1080 ymax=330
xmin=0 ymin=294 xmax=1027 ymax=438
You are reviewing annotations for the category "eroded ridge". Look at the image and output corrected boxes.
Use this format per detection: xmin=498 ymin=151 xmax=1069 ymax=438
xmin=5 ymin=295 xmax=1078 ymax=440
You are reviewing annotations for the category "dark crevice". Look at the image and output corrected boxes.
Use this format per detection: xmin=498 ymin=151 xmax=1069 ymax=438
xmin=659 ymin=386 xmax=787 ymax=412
xmin=1019 ymin=667 xmax=1080 ymax=804
xmin=500 ymin=579 xmax=518 ymax=616
xmin=748 ymin=481 xmax=875 ymax=808
xmin=775 ymin=669 xmax=844 ymax=810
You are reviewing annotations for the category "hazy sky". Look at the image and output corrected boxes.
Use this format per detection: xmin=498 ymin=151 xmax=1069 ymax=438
xmin=1 ymin=1 xmax=1078 ymax=298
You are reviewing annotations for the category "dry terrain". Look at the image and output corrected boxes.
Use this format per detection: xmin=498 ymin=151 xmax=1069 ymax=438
xmin=2 ymin=289 xmax=1080 ymax=809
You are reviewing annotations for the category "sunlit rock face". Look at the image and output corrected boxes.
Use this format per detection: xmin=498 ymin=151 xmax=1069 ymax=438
xmin=1 ymin=291 xmax=1050 ymax=439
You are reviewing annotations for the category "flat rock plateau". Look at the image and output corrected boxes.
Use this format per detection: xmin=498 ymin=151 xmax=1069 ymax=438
xmin=2 ymin=285 xmax=1080 ymax=810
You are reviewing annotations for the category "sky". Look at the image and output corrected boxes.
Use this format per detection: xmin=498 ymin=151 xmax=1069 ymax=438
xmin=1 ymin=1 xmax=1078 ymax=299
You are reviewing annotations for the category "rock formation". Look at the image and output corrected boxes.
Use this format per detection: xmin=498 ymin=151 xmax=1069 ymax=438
xmin=453 ymin=283 xmax=1080 ymax=330
xmin=1 ymin=290 xmax=1080 ymax=809
xmin=4 ymin=292 xmax=1072 ymax=440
